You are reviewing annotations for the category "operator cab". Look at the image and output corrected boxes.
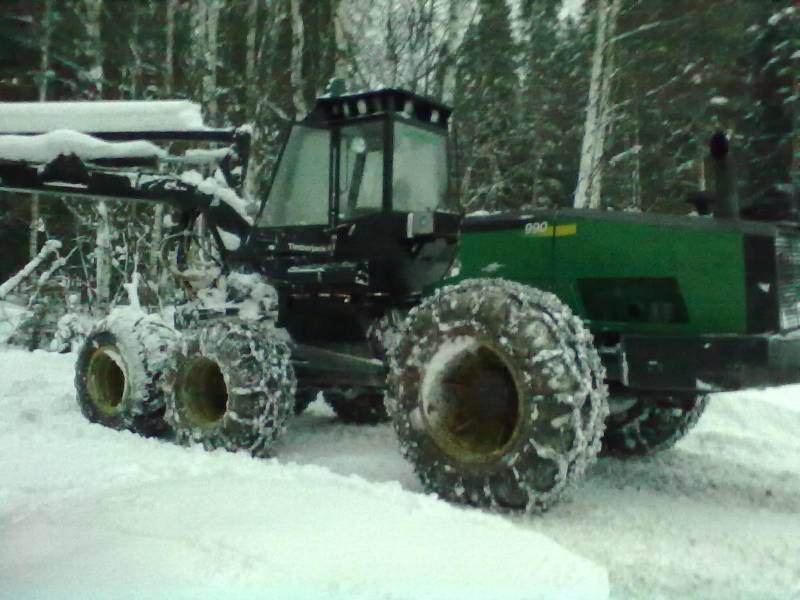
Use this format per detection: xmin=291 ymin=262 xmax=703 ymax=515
xmin=247 ymin=89 xmax=460 ymax=298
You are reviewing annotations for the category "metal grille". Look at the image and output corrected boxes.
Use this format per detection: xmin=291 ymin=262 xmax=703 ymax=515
xmin=776 ymin=233 xmax=800 ymax=330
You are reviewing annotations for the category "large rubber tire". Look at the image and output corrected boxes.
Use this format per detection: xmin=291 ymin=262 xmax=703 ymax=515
xmin=325 ymin=389 xmax=389 ymax=424
xmin=602 ymin=392 xmax=709 ymax=457
xmin=74 ymin=310 xmax=178 ymax=437
xmin=387 ymin=279 xmax=608 ymax=512
xmin=166 ymin=319 xmax=296 ymax=457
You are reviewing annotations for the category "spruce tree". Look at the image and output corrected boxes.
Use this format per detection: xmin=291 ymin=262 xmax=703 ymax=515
xmin=604 ymin=0 xmax=767 ymax=212
xmin=514 ymin=1 xmax=591 ymax=208
xmin=739 ymin=1 xmax=797 ymax=199
xmin=454 ymin=0 xmax=520 ymax=211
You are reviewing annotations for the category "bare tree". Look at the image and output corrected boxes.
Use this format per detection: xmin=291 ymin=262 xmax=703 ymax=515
xmin=289 ymin=0 xmax=308 ymax=117
xmin=334 ymin=1 xmax=352 ymax=81
xmin=574 ymin=0 xmax=621 ymax=209
xmin=30 ymin=0 xmax=54 ymax=260
xmin=166 ymin=0 xmax=177 ymax=98
xmin=128 ymin=8 xmax=143 ymax=98
xmin=82 ymin=0 xmax=113 ymax=310
xmin=148 ymin=0 xmax=180 ymax=283
xmin=245 ymin=0 xmax=260 ymax=116
xmin=436 ymin=0 xmax=467 ymax=103
xmin=192 ymin=0 xmax=222 ymax=122
xmin=342 ymin=0 xmax=472 ymax=94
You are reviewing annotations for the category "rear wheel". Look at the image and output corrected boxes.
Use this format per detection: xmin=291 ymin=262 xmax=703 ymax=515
xmin=325 ymin=388 xmax=388 ymax=424
xmin=602 ymin=392 xmax=709 ymax=457
xmin=388 ymin=279 xmax=608 ymax=512
xmin=321 ymin=313 xmax=400 ymax=425
xmin=74 ymin=311 xmax=178 ymax=436
xmin=166 ymin=319 xmax=296 ymax=457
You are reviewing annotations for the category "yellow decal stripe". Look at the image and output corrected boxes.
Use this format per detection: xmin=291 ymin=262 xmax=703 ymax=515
xmin=554 ymin=223 xmax=577 ymax=237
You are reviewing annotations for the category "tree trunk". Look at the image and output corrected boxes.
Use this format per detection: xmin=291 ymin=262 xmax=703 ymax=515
xmin=574 ymin=0 xmax=620 ymax=209
xmin=290 ymin=0 xmax=308 ymax=117
xmin=205 ymin=0 xmax=221 ymax=122
xmin=95 ymin=202 xmax=112 ymax=311
xmin=436 ymin=0 xmax=463 ymax=104
xmin=150 ymin=0 xmax=179 ymax=283
xmin=385 ymin=0 xmax=400 ymax=87
xmin=245 ymin=0 xmax=259 ymax=116
xmin=31 ymin=0 xmax=54 ymax=260
xmin=166 ymin=0 xmax=176 ymax=97
xmin=333 ymin=0 xmax=351 ymax=82
xmin=83 ymin=0 xmax=104 ymax=98
xmin=632 ymin=119 xmax=641 ymax=211
xmin=82 ymin=0 xmax=112 ymax=311
xmin=129 ymin=8 xmax=142 ymax=98
xmin=590 ymin=0 xmax=620 ymax=209
xmin=794 ymin=77 xmax=799 ymax=191
xmin=192 ymin=0 xmax=220 ymax=122
xmin=244 ymin=3 xmax=283 ymax=205
xmin=696 ymin=129 xmax=707 ymax=191
xmin=30 ymin=196 xmax=40 ymax=261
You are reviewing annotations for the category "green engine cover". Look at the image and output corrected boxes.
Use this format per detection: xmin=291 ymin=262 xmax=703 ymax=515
xmin=454 ymin=209 xmax=787 ymax=337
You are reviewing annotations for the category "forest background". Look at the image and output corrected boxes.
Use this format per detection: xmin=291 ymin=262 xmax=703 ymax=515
xmin=0 ymin=0 xmax=796 ymax=329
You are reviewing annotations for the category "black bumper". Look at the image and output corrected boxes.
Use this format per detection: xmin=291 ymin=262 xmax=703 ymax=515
xmin=601 ymin=332 xmax=800 ymax=392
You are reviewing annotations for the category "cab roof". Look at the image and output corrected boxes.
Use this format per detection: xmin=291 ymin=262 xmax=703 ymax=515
xmin=305 ymin=88 xmax=451 ymax=130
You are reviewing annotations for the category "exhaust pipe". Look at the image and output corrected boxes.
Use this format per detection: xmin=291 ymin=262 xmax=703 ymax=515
xmin=708 ymin=132 xmax=739 ymax=220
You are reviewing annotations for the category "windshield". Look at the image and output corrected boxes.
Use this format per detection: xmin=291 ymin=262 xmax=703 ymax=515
xmin=258 ymin=126 xmax=329 ymax=227
xmin=338 ymin=121 xmax=385 ymax=220
xmin=393 ymin=122 xmax=448 ymax=213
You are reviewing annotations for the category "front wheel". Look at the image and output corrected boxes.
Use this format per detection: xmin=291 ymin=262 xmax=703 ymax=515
xmin=387 ymin=279 xmax=608 ymax=512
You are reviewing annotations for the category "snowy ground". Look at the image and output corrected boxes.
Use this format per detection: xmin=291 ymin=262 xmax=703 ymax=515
xmin=0 ymin=348 xmax=798 ymax=599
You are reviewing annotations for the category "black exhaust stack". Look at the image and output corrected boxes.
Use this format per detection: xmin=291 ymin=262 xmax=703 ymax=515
xmin=708 ymin=131 xmax=740 ymax=220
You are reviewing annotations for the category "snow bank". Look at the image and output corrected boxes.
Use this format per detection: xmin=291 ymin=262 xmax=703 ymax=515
xmin=0 ymin=300 xmax=29 ymax=343
xmin=0 ymin=100 xmax=205 ymax=134
xmin=0 ymin=349 xmax=609 ymax=600
xmin=688 ymin=385 xmax=800 ymax=473
xmin=0 ymin=129 xmax=165 ymax=163
xmin=525 ymin=386 xmax=800 ymax=599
